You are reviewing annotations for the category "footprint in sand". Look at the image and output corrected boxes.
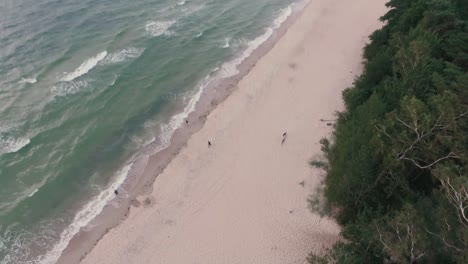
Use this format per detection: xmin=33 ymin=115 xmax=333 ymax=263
xmin=288 ymin=62 xmax=298 ymax=69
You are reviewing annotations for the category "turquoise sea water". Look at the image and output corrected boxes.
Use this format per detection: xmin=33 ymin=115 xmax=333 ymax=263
xmin=0 ymin=0 xmax=295 ymax=262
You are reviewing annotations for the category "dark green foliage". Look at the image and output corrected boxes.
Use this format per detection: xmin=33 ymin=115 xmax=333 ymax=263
xmin=310 ymin=0 xmax=468 ymax=263
xmin=310 ymin=160 xmax=328 ymax=169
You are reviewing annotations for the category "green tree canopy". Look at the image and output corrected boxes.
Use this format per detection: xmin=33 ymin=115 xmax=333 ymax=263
xmin=311 ymin=0 xmax=468 ymax=263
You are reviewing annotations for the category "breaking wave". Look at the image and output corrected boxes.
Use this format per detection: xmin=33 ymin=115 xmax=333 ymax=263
xmin=61 ymin=51 xmax=108 ymax=82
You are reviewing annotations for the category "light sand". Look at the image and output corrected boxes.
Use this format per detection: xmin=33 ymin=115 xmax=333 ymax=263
xmin=81 ymin=0 xmax=387 ymax=263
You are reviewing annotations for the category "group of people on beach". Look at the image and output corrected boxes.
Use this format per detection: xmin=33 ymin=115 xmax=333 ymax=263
xmin=186 ymin=118 xmax=289 ymax=148
xmin=113 ymin=117 xmax=333 ymax=196
xmin=207 ymin=133 xmax=287 ymax=147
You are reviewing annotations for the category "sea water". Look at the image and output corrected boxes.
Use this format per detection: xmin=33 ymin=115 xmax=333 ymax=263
xmin=0 ymin=0 xmax=295 ymax=263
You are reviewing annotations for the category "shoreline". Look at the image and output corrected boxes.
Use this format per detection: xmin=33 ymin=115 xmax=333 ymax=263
xmin=60 ymin=0 xmax=388 ymax=262
xmin=57 ymin=2 xmax=308 ymax=263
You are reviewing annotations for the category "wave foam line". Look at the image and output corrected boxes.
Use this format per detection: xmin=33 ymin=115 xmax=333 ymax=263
xmin=21 ymin=78 xmax=37 ymax=84
xmin=51 ymin=79 xmax=89 ymax=97
xmin=145 ymin=5 xmax=294 ymax=154
xmin=36 ymin=164 xmax=131 ymax=264
xmin=32 ymin=5 xmax=294 ymax=263
xmin=220 ymin=6 xmax=292 ymax=78
xmin=0 ymin=137 xmax=30 ymax=155
xmin=145 ymin=20 xmax=176 ymax=37
xmin=101 ymin=47 xmax=144 ymax=65
xmin=159 ymin=77 xmax=208 ymax=148
xmin=28 ymin=188 xmax=39 ymax=198
xmin=61 ymin=51 xmax=108 ymax=82
xmin=222 ymin=38 xmax=231 ymax=48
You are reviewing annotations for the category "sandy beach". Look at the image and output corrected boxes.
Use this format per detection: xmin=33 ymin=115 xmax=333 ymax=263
xmin=77 ymin=0 xmax=387 ymax=263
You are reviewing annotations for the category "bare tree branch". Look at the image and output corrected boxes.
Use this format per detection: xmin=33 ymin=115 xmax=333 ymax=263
xmin=376 ymin=109 xmax=463 ymax=170
xmin=375 ymin=224 xmax=391 ymax=251
xmin=407 ymin=224 xmax=425 ymax=263
xmin=424 ymin=227 xmax=463 ymax=252
xmin=400 ymin=152 xmax=460 ymax=169
xmin=439 ymin=177 xmax=468 ymax=226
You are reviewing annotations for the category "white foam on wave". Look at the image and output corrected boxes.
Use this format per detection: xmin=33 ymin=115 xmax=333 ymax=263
xmin=222 ymin=38 xmax=231 ymax=48
xmin=145 ymin=20 xmax=176 ymax=37
xmin=21 ymin=78 xmax=37 ymax=84
xmin=219 ymin=30 xmax=272 ymax=77
xmin=28 ymin=188 xmax=39 ymax=198
xmin=101 ymin=47 xmax=144 ymax=65
xmin=159 ymin=77 xmax=208 ymax=147
xmin=195 ymin=31 xmax=203 ymax=38
xmin=273 ymin=5 xmax=293 ymax=29
xmin=147 ymin=6 xmax=294 ymax=151
xmin=219 ymin=6 xmax=292 ymax=78
xmin=36 ymin=164 xmax=132 ymax=264
xmin=177 ymin=0 xmax=187 ymax=6
xmin=0 ymin=137 xmax=30 ymax=155
xmin=0 ymin=224 xmax=37 ymax=264
xmin=28 ymin=6 xmax=294 ymax=263
xmin=0 ymin=122 xmax=18 ymax=134
xmin=61 ymin=51 xmax=108 ymax=82
xmin=51 ymin=80 xmax=89 ymax=97
xmin=139 ymin=73 xmax=214 ymax=158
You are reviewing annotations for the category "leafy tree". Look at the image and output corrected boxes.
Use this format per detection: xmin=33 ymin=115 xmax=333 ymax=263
xmin=309 ymin=0 xmax=468 ymax=263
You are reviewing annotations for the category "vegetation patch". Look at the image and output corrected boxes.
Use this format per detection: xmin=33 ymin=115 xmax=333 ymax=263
xmin=309 ymin=0 xmax=468 ymax=263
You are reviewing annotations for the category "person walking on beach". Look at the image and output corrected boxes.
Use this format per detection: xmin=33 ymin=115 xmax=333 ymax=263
xmin=281 ymin=132 xmax=287 ymax=145
xmin=208 ymin=141 xmax=212 ymax=147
